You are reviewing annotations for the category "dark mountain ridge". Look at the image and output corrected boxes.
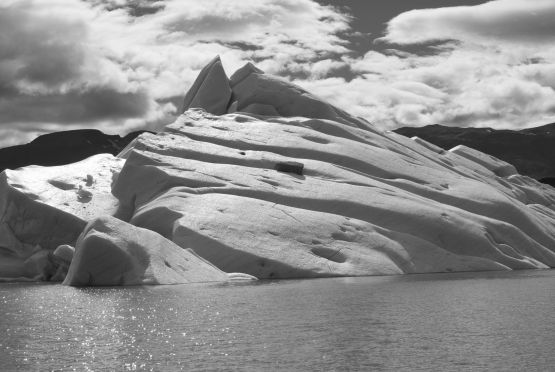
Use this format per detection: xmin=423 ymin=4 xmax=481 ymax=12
xmin=394 ymin=123 xmax=555 ymax=187
xmin=0 ymin=129 xmax=150 ymax=173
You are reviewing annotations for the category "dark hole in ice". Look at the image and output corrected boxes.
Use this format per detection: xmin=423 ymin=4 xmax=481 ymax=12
xmin=274 ymin=161 xmax=304 ymax=175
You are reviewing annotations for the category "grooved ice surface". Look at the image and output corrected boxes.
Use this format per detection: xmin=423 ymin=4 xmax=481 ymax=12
xmin=2 ymin=58 xmax=555 ymax=282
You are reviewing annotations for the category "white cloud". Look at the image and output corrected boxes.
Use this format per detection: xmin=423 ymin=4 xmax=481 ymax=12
xmin=296 ymin=0 xmax=555 ymax=130
xmin=383 ymin=0 xmax=555 ymax=46
xmin=0 ymin=0 xmax=351 ymax=145
xmin=3 ymin=0 xmax=555 ymax=148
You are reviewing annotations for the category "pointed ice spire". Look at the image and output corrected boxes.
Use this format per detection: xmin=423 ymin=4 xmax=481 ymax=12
xmin=229 ymin=62 xmax=264 ymax=87
xmin=182 ymin=55 xmax=232 ymax=115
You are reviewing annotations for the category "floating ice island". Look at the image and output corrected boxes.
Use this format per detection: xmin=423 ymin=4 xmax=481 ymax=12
xmin=1 ymin=56 xmax=555 ymax=285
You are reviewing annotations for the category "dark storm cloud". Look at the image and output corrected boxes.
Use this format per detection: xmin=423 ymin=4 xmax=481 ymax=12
xmin=0 ymin=0 xmax=160 ymax=145
xmin=0 ymin=3 xmax=87 ymax=90
xmin=0 ymin=88 xmax=150 ymax=123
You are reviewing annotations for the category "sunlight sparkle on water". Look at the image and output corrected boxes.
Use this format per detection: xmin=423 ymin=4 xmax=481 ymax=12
xmin=0 ymin=272 xmax=554 ymax=371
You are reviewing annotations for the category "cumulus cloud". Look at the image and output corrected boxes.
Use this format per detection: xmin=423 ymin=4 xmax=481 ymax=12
xmin=2 ymin=0 xmax=555 ymax=148
xmin=0 ymin=0 xmax=155 ymax=146
xmin=0 ymin=0 xmax=350 ymax=147
xmin=296 ymin=0 xmax=555 ymax=130
xmin=300 ymin=47 xmax=555 ymax=130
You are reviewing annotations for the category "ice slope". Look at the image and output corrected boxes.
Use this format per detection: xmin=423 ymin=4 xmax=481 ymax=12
xmin=0 ymin=154 xmax=123 ymax=280
xmin=63 ymin=216 xmax=230 ymax=286
xmin=1 ymin=56 xmax=555 ymax=281
xmin=110 ymin=57 xmax=555 ymax=279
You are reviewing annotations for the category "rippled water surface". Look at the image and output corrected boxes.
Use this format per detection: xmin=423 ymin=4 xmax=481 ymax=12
xmin=1 ymin=270 xmax=554 ymax=371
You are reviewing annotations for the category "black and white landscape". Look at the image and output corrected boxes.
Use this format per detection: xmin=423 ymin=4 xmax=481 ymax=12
xmin=395 ymin=123 xmax=555 ymax=185
xmin=3 ymin=55 xmax=555 ymax=283
xmin=1 ymin=0 xmax=554 ymax=371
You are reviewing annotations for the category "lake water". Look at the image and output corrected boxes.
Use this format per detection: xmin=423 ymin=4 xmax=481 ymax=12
xmin=1 ymin=270 xmax=554 ymax=371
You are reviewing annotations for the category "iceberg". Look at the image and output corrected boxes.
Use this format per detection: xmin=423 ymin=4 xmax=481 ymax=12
xmin=0 ymin=154 xmax=124 ymax=281
xmin=63 ymin=216 xmax=230 ymax=286
xmin=1 ymin=57 xmax=555 ymax=283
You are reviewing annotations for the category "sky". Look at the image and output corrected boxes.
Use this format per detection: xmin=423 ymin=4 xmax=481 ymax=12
xmin=1 ymin=0 xmax=555 ymax=148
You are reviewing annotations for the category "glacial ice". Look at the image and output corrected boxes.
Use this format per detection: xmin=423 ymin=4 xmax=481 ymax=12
xmin=182 ymin=55 xmax=232 ymax=115
xmin=0 ymin=154 xmax=123 ymax=281
xmin=1 ymin=57 xmax=555 ymax=283
xmin=63 ymin=216 xmax=230 ymax=286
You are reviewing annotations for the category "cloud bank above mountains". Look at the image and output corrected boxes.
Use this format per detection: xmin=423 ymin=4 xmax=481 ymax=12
xmin=304 ymin=0 xmax=555 ymax=130
xmin=1 ymin=0 xmax=555 ymax=147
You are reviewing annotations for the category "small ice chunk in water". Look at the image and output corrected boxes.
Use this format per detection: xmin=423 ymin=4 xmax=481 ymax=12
xmin=227 ymin=273 xmax=258 ymax=281
xmin=53 ymin=245 xmax=75 ymax=265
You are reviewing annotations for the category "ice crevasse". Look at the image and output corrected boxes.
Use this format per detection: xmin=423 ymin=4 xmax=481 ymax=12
xmin=1 ymin=55 xmax=555 ymax=285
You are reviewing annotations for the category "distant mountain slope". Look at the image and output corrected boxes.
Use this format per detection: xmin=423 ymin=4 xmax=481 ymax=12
xmin=394 ymin=124 xmax=555 ymax=186
xmin=0 ymin=129 xmax=150 ymax=172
